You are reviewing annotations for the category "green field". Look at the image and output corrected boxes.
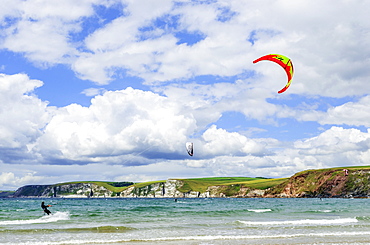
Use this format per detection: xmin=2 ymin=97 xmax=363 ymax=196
xmin=54 ymin=181 xmax=135 ymax=193
xmin=173 ymin=177 xmax=287 ymax=193
xmin=294 ymin=165 xmax=370 ymax=175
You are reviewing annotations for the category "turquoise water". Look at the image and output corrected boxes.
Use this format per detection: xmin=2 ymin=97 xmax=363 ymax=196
xmin=1 ymin=198 xmax=370 ymax=244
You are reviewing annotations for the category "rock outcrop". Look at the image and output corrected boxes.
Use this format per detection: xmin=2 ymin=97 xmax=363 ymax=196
xmin=265 ymin=168 xmax=370 ymax=198
xmin=13 ymin=183 xmax=116 ymax=198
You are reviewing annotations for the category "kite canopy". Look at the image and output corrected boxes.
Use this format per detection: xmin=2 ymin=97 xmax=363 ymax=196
xmin=186 ymin=142 xmax=193 ymax=156
xmin=253 ymin=54 xmax=294 ymax=93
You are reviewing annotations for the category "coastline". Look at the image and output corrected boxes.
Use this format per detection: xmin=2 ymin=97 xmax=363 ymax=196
xmin=6 ymin=166 xmax=370 ymax=199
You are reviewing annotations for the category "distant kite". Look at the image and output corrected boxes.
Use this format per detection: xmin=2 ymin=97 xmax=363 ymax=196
xmin=253 ymin=54 xmax=294 ymax=93
xmin=186 ymin=142 xmax=193 ymax=156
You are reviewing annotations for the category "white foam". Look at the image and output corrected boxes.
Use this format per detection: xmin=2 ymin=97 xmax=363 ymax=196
xmin=247 ymin=209 xmax=272 ymax=213
xmin=318 ymin=210 xmax=334 ymax=213
xmin=11 ymin=231 xmax=370 ymax=245
xmin=0 ymin=211 xmax=70 ymax=225
xmin=238 ymin=217 xmax=358 ymax=226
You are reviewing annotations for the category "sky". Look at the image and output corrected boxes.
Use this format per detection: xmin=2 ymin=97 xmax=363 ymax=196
xmin=1 ymin=0 xmax=370 ymax=190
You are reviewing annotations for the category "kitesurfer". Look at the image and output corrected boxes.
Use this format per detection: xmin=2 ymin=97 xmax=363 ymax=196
xmin=41 ymin=202 xmax=52 ymax=215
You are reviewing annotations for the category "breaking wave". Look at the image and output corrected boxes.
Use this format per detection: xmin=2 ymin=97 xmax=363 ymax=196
xmin=238 ymin=217 xmax=358 ymax=226
xmin=0 ymin=211 xmax=70 ymax=225
xmin=247 ymin=209 xmax=272 ymax=213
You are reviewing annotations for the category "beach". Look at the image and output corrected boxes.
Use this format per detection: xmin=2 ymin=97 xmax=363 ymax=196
xmin=1 ymin=198 xmax=370 ymax=244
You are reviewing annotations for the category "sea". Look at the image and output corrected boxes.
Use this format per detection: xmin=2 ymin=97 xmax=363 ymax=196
xmin=1 ymin=197 xmax=370 ymax=245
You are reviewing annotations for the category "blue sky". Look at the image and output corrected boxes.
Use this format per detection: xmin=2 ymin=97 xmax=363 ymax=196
xmin=1 ymin=0 xmax=370 ymax=190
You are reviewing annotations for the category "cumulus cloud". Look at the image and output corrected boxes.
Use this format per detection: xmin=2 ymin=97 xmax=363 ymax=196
xmin=295 ymin=126 xmax=370 ymax=159
xmin=318 ymin=96 xmax=370 ymax=127
xmin=0 ymin=171 xmax=46 ymax=190
xmin=199 ymin=125 xmax=268 ymax=157
xmin=33 ymin=87 xmax=197 ymax=164
xmin=291 ymin=95 xmax=370 ymax=128
xmin=0 ymin=74 xmax=51 ymax=163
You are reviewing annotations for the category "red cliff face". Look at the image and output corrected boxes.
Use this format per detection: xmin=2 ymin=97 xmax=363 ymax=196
xmin=265 ymin=168 xmax=370 ymax=198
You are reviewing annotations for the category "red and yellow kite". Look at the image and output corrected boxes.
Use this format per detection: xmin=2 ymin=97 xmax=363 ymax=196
xmin=253 ymin=54 xmax=294 ymax=93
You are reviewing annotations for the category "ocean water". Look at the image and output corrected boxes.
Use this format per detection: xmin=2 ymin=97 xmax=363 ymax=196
xmin=1 ymin=198 xmax=370 ymax=244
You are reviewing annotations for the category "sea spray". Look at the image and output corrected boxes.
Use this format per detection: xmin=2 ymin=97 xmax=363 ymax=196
xmin=0 ymin=211 xmax=70 ymax=225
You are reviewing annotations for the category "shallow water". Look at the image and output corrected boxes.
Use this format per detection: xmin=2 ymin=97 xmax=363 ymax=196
xmin=1 ymin=198 xmax=370 ymax=244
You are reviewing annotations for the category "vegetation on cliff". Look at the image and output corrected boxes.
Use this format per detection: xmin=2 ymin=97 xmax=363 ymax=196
xmin=266 ymin=166 xmax=370 ymax=198
xmin=7 ymin=165 xmax=370 ymax=198
xmin=174 ymin=177 xmax=287 ymax=193
xmin=54 ymin=181 xmax=134 ymax=193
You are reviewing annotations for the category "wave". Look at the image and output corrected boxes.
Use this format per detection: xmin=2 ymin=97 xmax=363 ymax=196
xmin=316 ymin=209 xmax=334 ymax=213
xmin=0 ymin=211 xmax=70 ymax=225
xmin=237 ymin=217 xmax=358 ymax=226
xmin=247 ymin=209 xmax=272 ymax=213
xmin=305 ymin=209 xmax=335 ymax=213
xmin=14 ymin=231 xmax=370 ymax=245
xmin=0 ymin=225 xmax=132 ymax=234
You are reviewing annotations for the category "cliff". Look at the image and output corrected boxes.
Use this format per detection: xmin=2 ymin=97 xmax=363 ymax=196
xmin=9 ymin=166 xmax=370 ymax=198
xmin=265 ymin=167 xmax=370 ymax=198
xmin=13 ymin=182 xmax=134 ymax=198
xmin=11 ymin=178 xmax=277 ymax=198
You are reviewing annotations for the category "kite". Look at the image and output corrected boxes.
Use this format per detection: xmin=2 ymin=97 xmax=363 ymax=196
xmin=186 ymin=142 xmax=193 ymax=156
xmin=253 ymin=54 xmax=294 ymax=93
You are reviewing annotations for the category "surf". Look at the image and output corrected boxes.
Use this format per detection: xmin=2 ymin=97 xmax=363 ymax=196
xmin=247 ymin=209 xmax=272 ymax=213
xmin=0 ymin=211 xmax=70 ymax=225
xmin=237 ymin=217 xmax=358 ymax=226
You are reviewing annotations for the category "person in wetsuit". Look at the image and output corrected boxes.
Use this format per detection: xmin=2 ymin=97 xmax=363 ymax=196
xmin=41 ymin=202 xmax=52 ymax=215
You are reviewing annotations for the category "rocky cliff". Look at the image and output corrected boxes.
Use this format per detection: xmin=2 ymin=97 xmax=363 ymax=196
xmin=13 ymin=183 xmax=113 ymax=198
xmin=265 ymin=168 xmax=370 ymax=198
xmin=12 ymin=179 xmax=266 ymax=198
xmin=10 ymin=167 xmax=370 ymax=198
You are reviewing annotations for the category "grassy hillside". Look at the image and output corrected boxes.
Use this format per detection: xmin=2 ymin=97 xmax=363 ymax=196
xmin=54 ymin=177 xmax=288 ymax=194
xmin=174 ymin=177 xmax=287 ymax=193
xmin=291 ymin=165 xmax=370 ymax=177
xmin=54 ymin=181 xmax=135 ymax=193
xmin=132 ymin=180 xmax=166 ymax=188
xmin=267 ymin=165 xmax=370 ymax=197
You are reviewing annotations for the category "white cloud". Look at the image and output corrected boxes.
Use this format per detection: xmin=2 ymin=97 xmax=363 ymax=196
xmin=81 ymin=87 xmax=107 ymax=97
xmin=33 ymin=87 xmax=197 ymax=163
xmin=0 ymin=73 xmax=50 ymax=149
xmin=0 ymin=172 xmax=45 ymax=190
xmin=292 ymin=95 xmax=370 ymax=128
xmin=3 ymin=19 xmax=75 ymax=65
xmin=199 ymin=125 xmax=268 ymax=157
xmin=295 ymin=126 xmax=370 ymax=155
xmin=0 ymin=0 xmax=113 ymax=66
xmin=291 ymin=126 xmax=370 ymax=169
xmin=319 ymin=96 xmax=370 ymax=127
